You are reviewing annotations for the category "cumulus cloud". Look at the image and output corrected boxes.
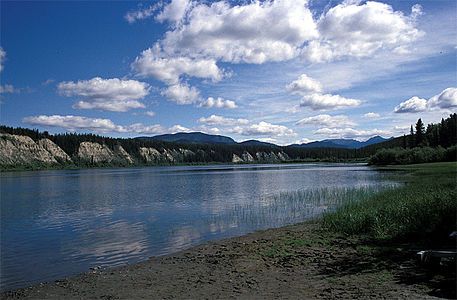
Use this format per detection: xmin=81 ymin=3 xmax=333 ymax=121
xmin=23 ymin=114 xmax=196 ymax=136
xmin=161 ymin=83 xmax=200 ymax=104
xmin=197 ymin=115 xmax=295 ymax=138
xmin=125 ymin=3 xmax=162 ymax=23
xmin=314 ymin=127 xmax=389 ymax=139
xmin=286 ymin=74 xmax=322 ymax=94
xmin=158 ymin=0 xmax=317 ymax=64
xmin=427 ymin=87 xmax=457 ymax=109
xmin=58 ymin=77 xmax=150 ymax=112
xmin=300 ymin=93 xmax=361 ymax=110
xmin=363 ymin=112 xmax=381 ymax=119
xmin=0 ymin=47 xmax=5 ymax=72
xmin=23 ymin=115 xmax=163 ymax=134
xmin=169 ymin=124 xmax=192 ymax=133
xmin=145 ymin=111 xmax=156 ymax=117
xmin=132 ymin=44 xmax=224 ymax=84
xmin=294 ymin=137 xmax=315 ymax=144
xmin=286 ymin=74 xmax=361 ymax=111
xmin=302 ymin=1 xmax=423 ymax=63
xmin=156 ymin=0 xmax=191 ymax=25
xmin=296 ymin=114 xmax=355 ymax=127
xmin=199 ymin=97 xmax=237 ymax=109
xmin=230 ymin=121 xmax=295 ymax=137
xmin=394 ymin=96 xmax=427 ymax=113
xmin=198 ymin=114 xmax=248 ymax=126
xmin=395 ymin=88 xmax=457 ymax=113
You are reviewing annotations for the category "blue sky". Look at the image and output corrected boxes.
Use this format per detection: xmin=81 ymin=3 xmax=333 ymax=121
xmin=1 ymin=0 xmax=456 ymax=145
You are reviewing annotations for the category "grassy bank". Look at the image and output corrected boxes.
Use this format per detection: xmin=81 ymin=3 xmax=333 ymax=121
xmin=323 ymin=162 xmax=457 ymax=243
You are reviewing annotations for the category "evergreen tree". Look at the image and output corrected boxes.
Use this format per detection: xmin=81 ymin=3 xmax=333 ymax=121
xmin=415 ymin=118 xmax=425 ymax=146
xmin=408 ymin=125 xmax=415 ymax=148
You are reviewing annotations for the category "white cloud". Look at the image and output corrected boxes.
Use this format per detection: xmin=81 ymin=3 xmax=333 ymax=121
xmin=169 ymin=124 xmax=192 ymax=133
xmin=145 ymin=111 xmax=156 ymax=117
xmin=296 ymin=114 xmax=355 ymax=127
xmin=162 ymin=83 xmax=200 ymax=104
xmin=0 ymin=84 xmax=15 ymax=94
xmin=156 ymin=0 xmax=190 ymax=25
xmin=286 ymin=74 xmax=322 ymax=94
xmin=23 ymin=115 xmax=162 ymax=134
xmin=58 ymin=77 xmax=150 ymax=112
xmin=230 ymin=121 xmax=295 ymax=137
xmin=132 ymin=44 xmax=224 ymax=84
xmin=394 ymin=96 xmax=427 ymax=113
xmin=0 ymin=47 xmax=5 ymax=72
xmin=286 ymin=74 xmax=361 ymax=111
xmin=199 ymin=97 xmax=237 ymax=109
xmin=363 ymin=112 xmax=381 ymax=119
xmin=198 ymin=114 xmax=248 ymax=126
xmin=125 ymin=3 xmax=162 ymax=23
xmin=300 ymin=93 xmax=361 ymax=110
xmin=428 ymin=87 xmax=457 ymax=109
xmin=314 ymin=127 xmax=389 ymax=139
xmin=293 ymin=137 xmax=315 ymax=145
xmin=395 ymin=88 xmax=457 ymax=113
xmin=23 ymin=114 xmax=197 ymax=136
xmin=302 ymin=1 xmax=423 ymax=63
xmin=159 ymin=0 xmax=318 ymax=64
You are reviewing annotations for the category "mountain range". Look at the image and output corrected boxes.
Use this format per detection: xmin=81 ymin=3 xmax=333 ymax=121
xmin=138 ymin=132 xmax=391 ymax=149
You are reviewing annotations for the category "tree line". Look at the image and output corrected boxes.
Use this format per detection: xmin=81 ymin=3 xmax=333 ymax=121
xmin=370 ymin=113 xmax=456 ymax=165
xmin=1 ymin=113 xmax=456 ymax=166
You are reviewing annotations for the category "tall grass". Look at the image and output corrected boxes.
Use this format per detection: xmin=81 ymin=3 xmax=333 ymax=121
xmin=208 ymin=184 xmax=396 ymax=230
xmin=323 ymin=162 xmax=457 ymax=241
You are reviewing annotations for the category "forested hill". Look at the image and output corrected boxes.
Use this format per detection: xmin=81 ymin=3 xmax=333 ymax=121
xmin=0 ymin=113 xmax=456 ymax=170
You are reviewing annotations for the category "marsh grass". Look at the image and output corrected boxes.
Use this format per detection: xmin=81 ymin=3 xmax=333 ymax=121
xmin=208 ymin=183 xmax=397 ymax=230
xmin=323 ymin=162 xmax=457 ymax=241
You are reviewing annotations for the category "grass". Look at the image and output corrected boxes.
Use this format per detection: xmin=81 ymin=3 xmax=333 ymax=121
xmin=323 ymin=162 xmax=457 ymax=242
xmin=211 ymin=183 xmax=397 ymax=230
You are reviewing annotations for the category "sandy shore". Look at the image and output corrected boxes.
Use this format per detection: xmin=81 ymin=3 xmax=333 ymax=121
xmin=3 ymin=221 xmax=455 ymax=299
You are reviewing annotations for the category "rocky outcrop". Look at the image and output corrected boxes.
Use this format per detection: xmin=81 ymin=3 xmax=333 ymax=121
xmin=0 ymin=134 xmax=59 ymax=166
xmin=0 ymin=133 xmax=293 ymax=170
xmin=241 ymin=151 xmax=255 ymax=162
xmin=139 ymin=147 xmax=162 ymax=164
xmin=38 ymin=138 xmax=72 ymax=163
xmin=232 ymin=151 xmax=289 ymax=163
xmin=77 ymin=142 xmax=134 ymax=165
xmin=139 ymin=147 xmax=196 ymax=164
xmin=78 ymin=142 xmax=114 ymax=164
xmin=277 ymin=151 xmax=290 ymax=161
xmin=232 ymin=154 xmax=243 ymax=163
xmin=114 ymin=145 xmax=134 ymax=164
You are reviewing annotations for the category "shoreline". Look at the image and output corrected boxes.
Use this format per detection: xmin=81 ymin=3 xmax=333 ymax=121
xmin=0 ymin=159 xmax=370 ymax=173
xmin=3 ymin=220 xmax=453 ymax=299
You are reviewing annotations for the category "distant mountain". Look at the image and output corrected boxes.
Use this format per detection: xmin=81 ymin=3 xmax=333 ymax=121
xmin=238 ymin=140 xmax=279 ymax=148
xmin=138 ymin=131 xmax=390 ymax=149
xmin=138 ymin=132 xmax=237 ymax=145
xmin=295 ymin=136 xmax=390 ymax=149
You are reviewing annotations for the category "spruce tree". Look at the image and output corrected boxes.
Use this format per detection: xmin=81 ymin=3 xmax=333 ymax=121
xmin=415 ymin=118 xmax=425 ymax=146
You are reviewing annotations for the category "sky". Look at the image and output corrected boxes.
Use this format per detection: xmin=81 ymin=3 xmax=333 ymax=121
xmin=0 ymin=0 xmax=456 ymax=145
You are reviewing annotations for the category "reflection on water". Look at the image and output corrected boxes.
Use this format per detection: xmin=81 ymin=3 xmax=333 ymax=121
xmin=1 ymin=163 xmax=396 ymax=290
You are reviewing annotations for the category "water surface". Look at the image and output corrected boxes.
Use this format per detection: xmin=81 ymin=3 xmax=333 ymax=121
xmin=1 ymin=163 xmax=395 ymax=290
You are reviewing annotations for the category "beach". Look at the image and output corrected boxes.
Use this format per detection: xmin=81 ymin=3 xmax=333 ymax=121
xmin=3 ymin=221 xmax=453 ymax=299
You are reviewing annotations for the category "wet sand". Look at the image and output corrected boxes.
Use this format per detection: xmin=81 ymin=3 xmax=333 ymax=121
xmin=3 ymin=221 xmax=455 ymax=299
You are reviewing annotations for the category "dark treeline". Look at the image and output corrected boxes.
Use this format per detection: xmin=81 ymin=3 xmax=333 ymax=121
xmin=1 ymin=126 xmax=372 ymax=164
xmin=369 ymin=113 xmax=457 ymax=165
xmin=1 ymin=113 xmax=456 ymax=166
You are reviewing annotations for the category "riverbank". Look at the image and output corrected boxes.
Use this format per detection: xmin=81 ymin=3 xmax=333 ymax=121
xmin=3 ymin=162 xmax=456 ymax=299
xmin=3 ymin=220 xmax=454 ymax=299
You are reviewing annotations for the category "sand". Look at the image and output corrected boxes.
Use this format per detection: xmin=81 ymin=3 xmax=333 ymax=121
xmin=3 ymin=222 xmax=455 ymax=299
